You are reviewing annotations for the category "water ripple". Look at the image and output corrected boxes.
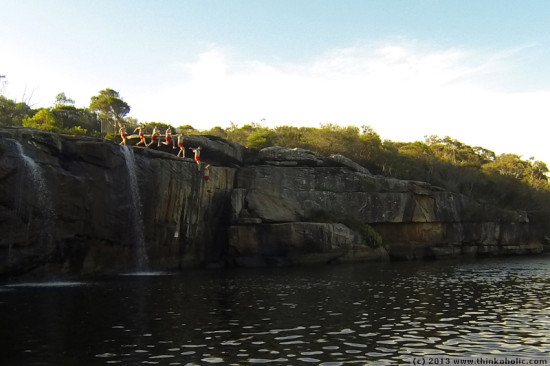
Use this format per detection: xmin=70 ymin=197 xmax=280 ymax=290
xmin=3 ymin=257 xmax=550 ymax=365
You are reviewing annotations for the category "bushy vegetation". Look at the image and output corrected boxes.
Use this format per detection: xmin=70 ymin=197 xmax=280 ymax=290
xmin=361 ymin=224 xmax=383 ymax=248
xmin=0 ymin=89 xmax=175 ymax=139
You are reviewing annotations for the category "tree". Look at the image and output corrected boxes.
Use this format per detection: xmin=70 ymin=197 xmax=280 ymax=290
xmin=178 ymin=124 xmax=198 ymax=135
xmin=524 ymin=158 xmax=549 ymax=189
xmin=77 ymin=109 xmax=101 ymax=134
xmin=247 ymin=128 xmax=276 ymax=149
xmin=142 ymin=121 xmax=174 ymax=134
xmin=52 ymin=105 xmax=79 ymax=129
xmin=54 ymin=92 xmax=75 ymax=107
xmin=22 ymin=108 xmax=60 ymax=131
xmin=203 ymin=126 xmax=229 ymax=139
xmin=358 ymin=126 xmax=383 ymax=162
xmin=398 ymin=141 xmax=434 ymax=160
xmin=50 ymin=105 xmax=100 ymax=135
xmin=426 ymin=135 xmax=489 ymax=168
xmin=225 ymin=122 xmax=258 ymax=146
xmin=273 ymin=125 xmax=305 ymax=148
xmin=0 ymin=75 xmax=6 ymax=95
xmin=0 ymin=95 xmax=33 ymax=126
xmin=89 ymin=88 xmax=130 ymax=133
xmin=122 ymin=116 xmax=139 ymax=129
xmin=483 ymin=153 xmax=529 ymax=180
xmin=473 ymin=146 xmax=496 ymax=163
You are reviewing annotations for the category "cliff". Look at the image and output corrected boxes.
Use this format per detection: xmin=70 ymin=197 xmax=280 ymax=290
xmin=0 ymin=128 xmax=542 ymax=276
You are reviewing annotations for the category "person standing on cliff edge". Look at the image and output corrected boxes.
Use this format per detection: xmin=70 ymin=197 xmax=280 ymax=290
xmin=190 ymin=146 xmax=202 ymax=171
xmin=119 ymin=125 xmax=128 ymax=145
xmin=176 ymin=133 xmax=185 ymax=157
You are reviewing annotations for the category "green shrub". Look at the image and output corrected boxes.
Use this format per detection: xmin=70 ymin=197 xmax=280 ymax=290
xmin=104 ymin=132 xmax=119 ymax=142
xmin=22 ymin=109 xmax=60 ymax=132
xmin=63 ymin=126 xmax=87 ymax=136
xmin=246 ymin=128 xmax=276 ymax=149
xmin=361 ymin=224 xmax=383 ymax=248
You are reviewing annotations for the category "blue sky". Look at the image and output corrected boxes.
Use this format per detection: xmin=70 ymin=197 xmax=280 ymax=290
xmin=1 ymin=0 xmax=550 ymax=165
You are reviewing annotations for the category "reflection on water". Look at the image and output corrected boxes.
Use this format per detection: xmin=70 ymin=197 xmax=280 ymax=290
xmin=5 ymin=281 xmax=88 ymax=288
xmin=120 ymin=271 xmax=176 ymax=277
xmin=0 ymin=256 xmax=549 ymax=365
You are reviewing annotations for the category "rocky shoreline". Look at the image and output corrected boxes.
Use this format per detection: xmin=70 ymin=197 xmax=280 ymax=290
xmin=0 ymin=127 xmax=542 ymax=276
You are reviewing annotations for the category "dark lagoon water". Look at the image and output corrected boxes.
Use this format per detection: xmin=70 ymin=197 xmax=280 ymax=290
xmin=1 ymin=256 xmax=549 ymax=365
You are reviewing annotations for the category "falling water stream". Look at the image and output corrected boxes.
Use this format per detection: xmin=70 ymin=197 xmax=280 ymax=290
xmin=120 ymin=146 xmax=149 ymax=272
xmin=9 ymin=140 xmax=56 ymax=260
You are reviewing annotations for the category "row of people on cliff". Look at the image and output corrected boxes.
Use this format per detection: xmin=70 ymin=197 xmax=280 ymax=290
xmin=119 ymin=125 xmax=175 ymax=149
xmin=119 ymin=125 xmax=208 ymax=175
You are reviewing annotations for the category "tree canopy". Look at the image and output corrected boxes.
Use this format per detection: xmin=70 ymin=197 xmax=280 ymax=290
xmin=23 ymin=109 xmax=59 ymax=131
xmin=0 ymin=95 xmax=33 ymax=127
xmin=54 ymin=92 xmax=75 ymax=107
xmin=89 ymin=88 xmax=130 ymax=133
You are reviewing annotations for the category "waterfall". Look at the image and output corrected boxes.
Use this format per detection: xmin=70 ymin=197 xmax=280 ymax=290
xmin=10 ymin=140 xmax=56 ymax=263
xmin=120 ymin=146 xmax=149 ymax=271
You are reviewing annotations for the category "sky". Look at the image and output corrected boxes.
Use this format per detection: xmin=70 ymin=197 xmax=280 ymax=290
xmin=1 ymin=0 xmax=549 ymax=165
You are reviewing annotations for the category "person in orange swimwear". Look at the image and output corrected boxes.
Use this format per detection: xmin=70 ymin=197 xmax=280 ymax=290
xmin=119 ymin=125 xmax=128 ymax=145
xmin=147 ymin=126 xmax=161 ymax=147
xmin=176 ymin=133 xmax=185 ymax=157
xmin=190 ymin=146 xmax=202 ymax=171
xmin=162 ymin=127 xmax=174 ymax=148
xmin=134 ymin=126 xmax=146 ymax=146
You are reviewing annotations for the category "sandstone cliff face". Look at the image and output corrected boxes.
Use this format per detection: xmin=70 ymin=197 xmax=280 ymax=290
xmin=230 ymin=162 xmax=539 ymax=262
xmin=0 ymin=128 xmax=542 ymax=276
xmin=0 ymin=128 xmax=236 ymax=275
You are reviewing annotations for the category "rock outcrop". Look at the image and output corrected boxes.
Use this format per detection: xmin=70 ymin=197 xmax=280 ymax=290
xmin=229 ymin=163 xmax=539 ymax=263
xmin=0 ymin=128 xmax=543 ymax=276
xmin=0 ymin=128 xmax=236 ymax=275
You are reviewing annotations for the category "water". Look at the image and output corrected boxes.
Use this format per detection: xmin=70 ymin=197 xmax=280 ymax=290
xmin=120 ymin=146 xmax=149 ymax=271
xmin=0 ymin=256 xmax=549 ymax=365
xmin=8 ymin=140 xmax=56 ymax=264
xmin=12 ymin=140 xmax=54 ymax=220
